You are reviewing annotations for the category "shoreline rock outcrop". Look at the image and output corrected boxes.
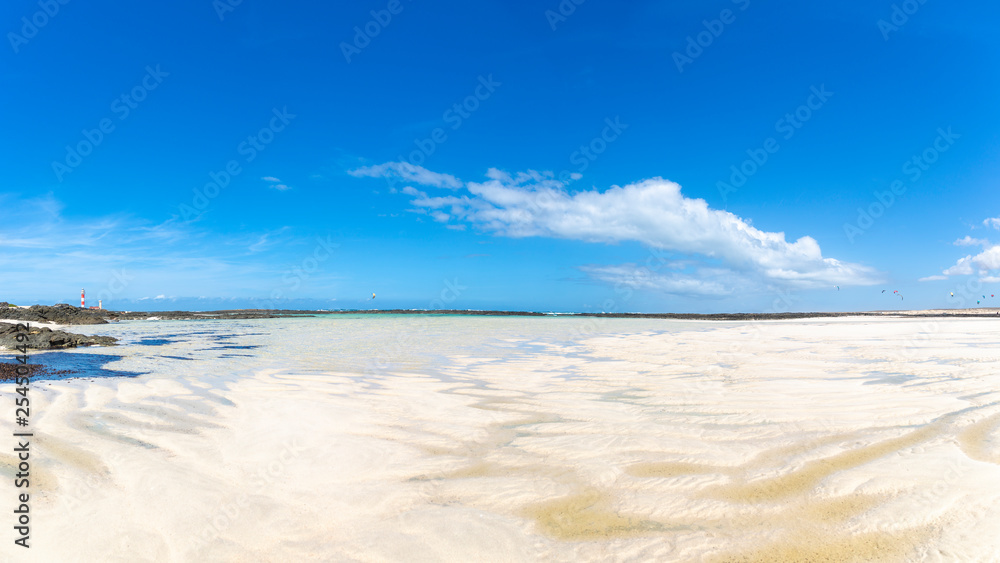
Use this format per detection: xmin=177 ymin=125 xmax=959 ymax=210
xmin=0 ymin=304 xmax=109 ymax=325
xmin=0 ymin=324 xmax=118 ymax=350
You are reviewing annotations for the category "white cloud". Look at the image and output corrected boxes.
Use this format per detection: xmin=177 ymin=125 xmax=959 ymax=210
xmin=935 ymin=219 xmax=1000 ymax=279
xmin=918 ymin=275 xmax=947 ymax=282
xmin=943 ymin=255 xmax=975 ymax=276
xmin=974 ymin=246 xmax=1000 ymax=270
xmin=942 ymin=246 xmax=1000 ymax=277
xmin=262 ymin=176 xmax=291 ymax=191
xmin=582 ymin=263 xmax=737 ymax=297
xmin=955 ymin=236 xmax=989 ymax=247
xmin=376 ymin=164 xmax=881 ymax=290
xmin=349 ymin=162 xmax=463 ymax=189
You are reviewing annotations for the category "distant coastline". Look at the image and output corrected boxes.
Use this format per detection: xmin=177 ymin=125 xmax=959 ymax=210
xmin=2 ymin=303 xmax=999 ymax=327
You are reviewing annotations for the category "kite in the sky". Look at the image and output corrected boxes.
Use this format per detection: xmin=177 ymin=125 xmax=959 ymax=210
xmin=371 ymin=293 xmax=376 ymax=300
xmin=882 ymin=290 xmax=886 ymax=293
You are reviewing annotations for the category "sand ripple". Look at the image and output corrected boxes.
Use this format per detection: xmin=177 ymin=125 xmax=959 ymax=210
xmin=2 ymin=316 xmax=999 ymax=561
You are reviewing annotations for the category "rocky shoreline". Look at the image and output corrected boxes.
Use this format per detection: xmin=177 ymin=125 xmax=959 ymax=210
xmin=0 ymin=362 xmax=76 ymax=382
xmin=0 ymin=323 xmax=118 ymax=350
xmin=0 ymin=303 xmax=111 ymax=325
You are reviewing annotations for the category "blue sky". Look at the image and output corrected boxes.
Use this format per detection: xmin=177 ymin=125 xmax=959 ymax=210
xmin=2 ymin=0 xmax=999 ymax=312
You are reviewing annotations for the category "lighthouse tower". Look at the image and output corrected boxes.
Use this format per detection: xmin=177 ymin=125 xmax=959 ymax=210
xmin=81 ymin=289 xmax=85 ymax=308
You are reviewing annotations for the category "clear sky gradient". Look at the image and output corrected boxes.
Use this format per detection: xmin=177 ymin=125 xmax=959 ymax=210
xmin=3 ymin=0 xmax=999 ymax=312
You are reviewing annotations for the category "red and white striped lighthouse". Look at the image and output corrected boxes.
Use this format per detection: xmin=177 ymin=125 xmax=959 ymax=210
xmin=81 ymin=288 xmax=85 ymax=308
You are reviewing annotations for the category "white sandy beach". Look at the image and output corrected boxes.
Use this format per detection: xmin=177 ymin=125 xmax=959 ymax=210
xmin=0 ymin=320 xmax=67 ymax=331
xmin=2 ymin=315 xmax=1000 ymax=561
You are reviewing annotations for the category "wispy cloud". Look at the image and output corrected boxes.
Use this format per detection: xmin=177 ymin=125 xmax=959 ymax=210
xmin=247 ymin=227 xmax=291 ymax=253
xmin=954 ymin=236 xmax=989 ymax=247
xmin=918 ymin=275 xmax=947 ymax=282
xmin=262 ymin=176 xmax=292 ymax=190
xmin=355 ymin=162 xmax=882 ymax=293
xmin=349 ymin=162 xmax=463 ymax=190
xmin=0 ymin=195 xmax=333 ymax=304
xmin=984 ymin=217 xmax=1000 ymax=230
xmin=582 ymin=263 xmax=737 ymax=297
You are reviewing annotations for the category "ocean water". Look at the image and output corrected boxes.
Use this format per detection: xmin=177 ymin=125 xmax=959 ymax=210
xmin=6 ymin=315 xmax=1000 ymax=561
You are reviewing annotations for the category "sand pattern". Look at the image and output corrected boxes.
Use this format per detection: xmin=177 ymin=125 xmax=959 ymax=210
xmin=1 ymin=316 xmax=999 ymax=561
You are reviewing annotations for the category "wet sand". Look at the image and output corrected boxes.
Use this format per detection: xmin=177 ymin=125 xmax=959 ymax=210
xmin=1 ymin=316 xmax=999 ymax=561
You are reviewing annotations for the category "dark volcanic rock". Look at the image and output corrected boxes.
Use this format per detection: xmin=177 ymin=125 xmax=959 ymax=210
xmin=0 ymin=362 xmax=43 ymax=381
xmin=107 ymin=309 xmax=291 ymax=321
xmin=0 ymin=362 xmax=75 ymax=381
xmin=0 ymin=324 xmax=117 ymax=349
xmin=0 ymin=304 xmax=109 ymax=325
